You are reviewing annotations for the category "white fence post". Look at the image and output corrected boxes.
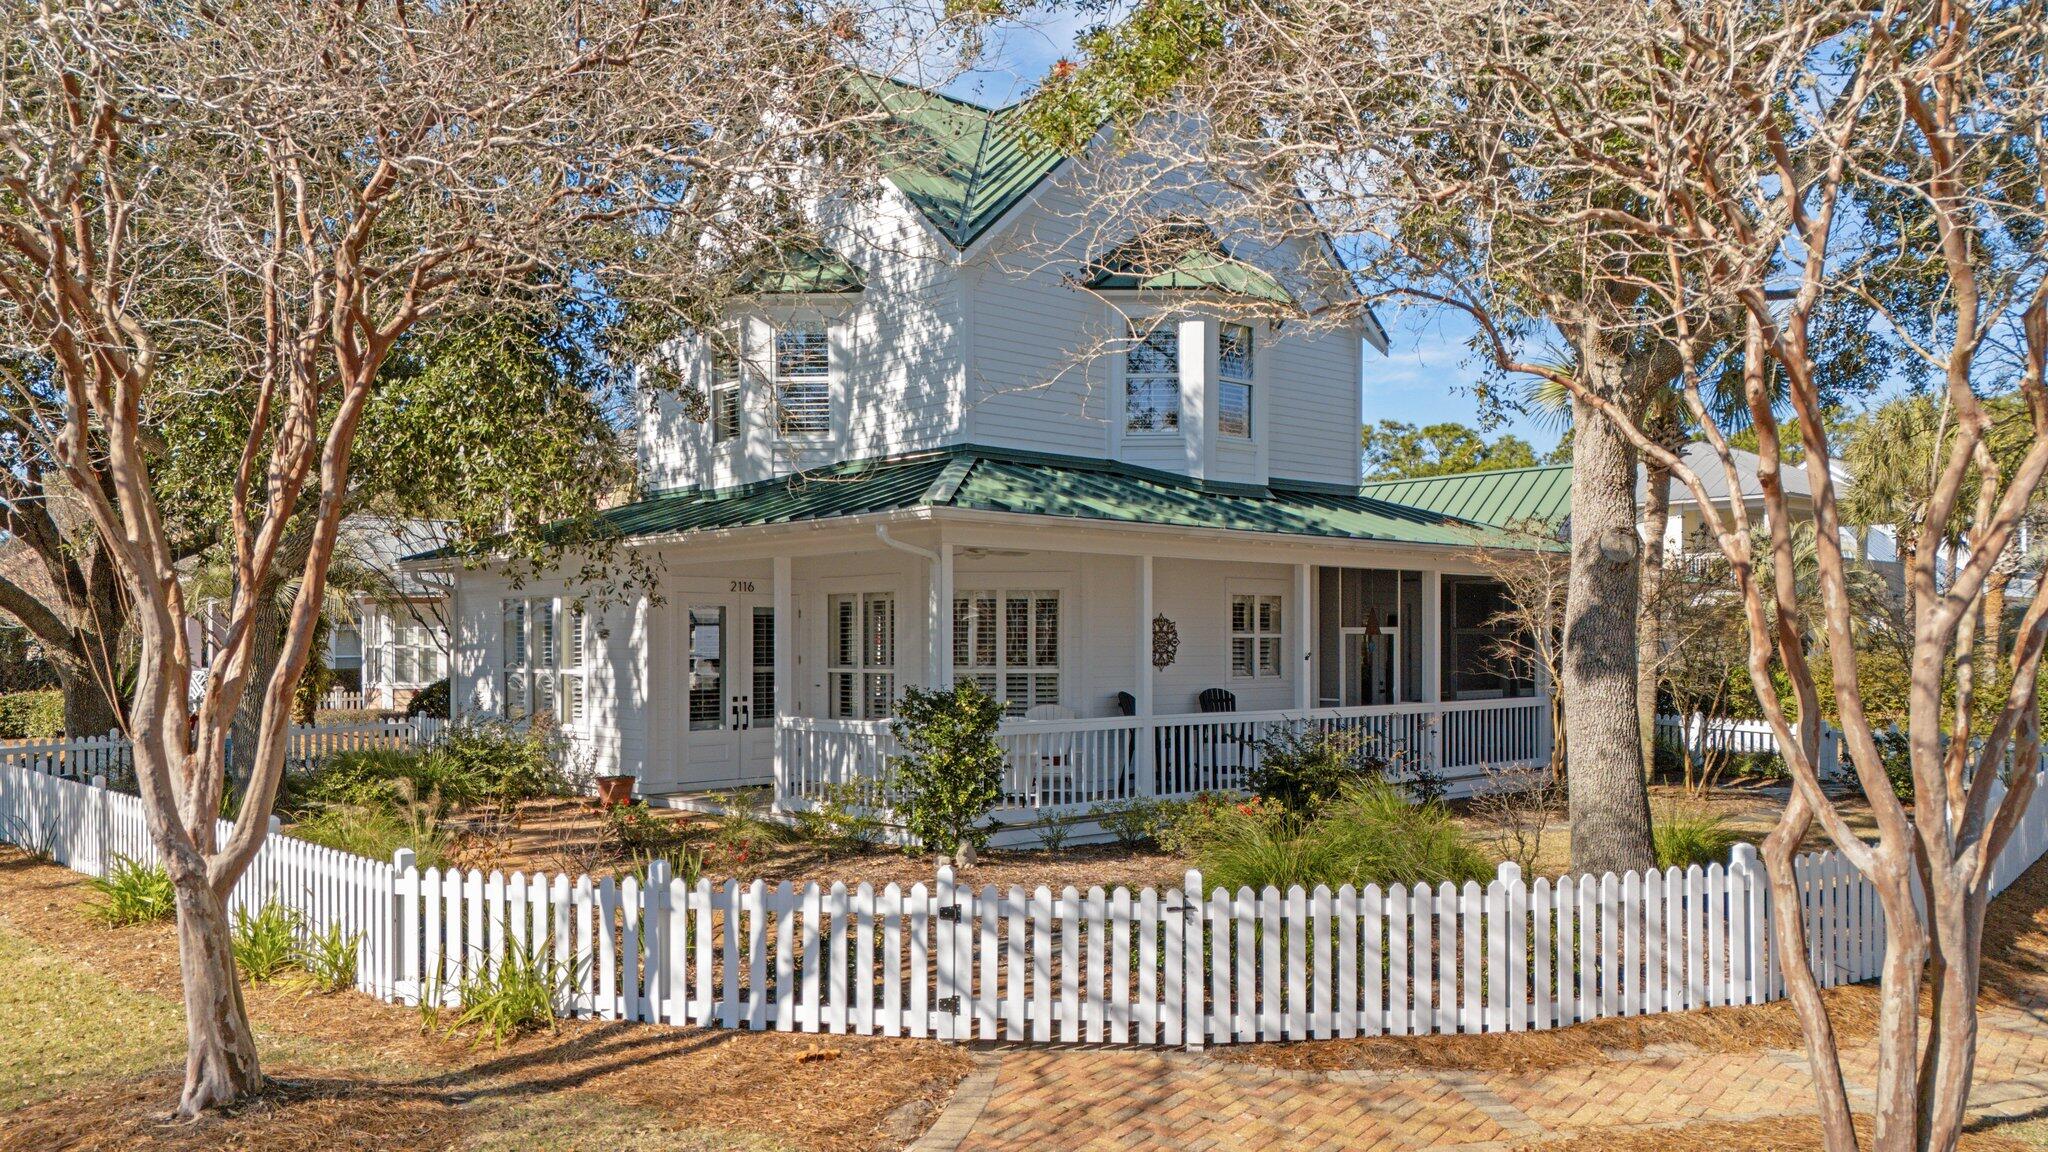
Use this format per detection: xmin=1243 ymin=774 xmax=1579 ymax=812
xmin=1183 ymin=870 xmax=1205 ymax=1051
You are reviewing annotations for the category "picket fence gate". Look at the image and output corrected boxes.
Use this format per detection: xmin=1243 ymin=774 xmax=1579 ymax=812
xmin=5 ymin=757 xmax=2048 ymax=1048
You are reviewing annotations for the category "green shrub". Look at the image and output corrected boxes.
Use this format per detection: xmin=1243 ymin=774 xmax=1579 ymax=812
xmin=889 ymin=682 xmax=1006 ymax=865
xmin=1654 ymin=811 xmax=1741 ymax=869
xmin=433 ymin=721 xmax=566 ymax=805
xmin=296 ymin=923 xmax=362 ymax=994
xmin=1154 ymin=792 xmax=1265 ymax=855
xmin=1874 ymin=727 xmax=1914 ymax=801
xmin=85 ymin=855 xmax=176 ymax=926
xmin=0 ymin=690 xmax=64 ymax=740
xmin=291 ymin=792 xmax=454 ymax=869
xmin=232 ymin=902 xmax=303 ymax=983
xmin=1245 ymin=725 xmax=1378 ymax=816
xmin=1192 ymin=780 xmax=1491 ymax=893
xmin=1092 ymin=798 xmax=1167 ymax=849
xmin=406 ymin=678 xmax=451 ymax=720
xmin=1035 ymin=810 xmax=1081 ymax=852
xmin=443 ymin=935 xmax=579 ymax=1046
xmin=790 ymin=780 xmax=885 ymax=855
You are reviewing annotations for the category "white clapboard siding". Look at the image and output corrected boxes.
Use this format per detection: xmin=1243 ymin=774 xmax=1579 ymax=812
xmin=6 ymin=758 xmax=2048 ymax=1050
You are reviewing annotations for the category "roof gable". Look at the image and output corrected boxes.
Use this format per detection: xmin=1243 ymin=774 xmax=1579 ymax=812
xmin=866 ymin=80 xmax=1067 ymax=250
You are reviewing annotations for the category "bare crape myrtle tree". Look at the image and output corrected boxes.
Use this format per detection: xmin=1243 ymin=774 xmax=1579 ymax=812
xmin=1030 ymin=0 xmax=2048 ymax=1147
xmin=0 ymin=0 xmax=967 ymax=1117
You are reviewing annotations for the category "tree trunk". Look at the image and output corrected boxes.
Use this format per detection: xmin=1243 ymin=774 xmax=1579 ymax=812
xmin=1563 ymin=342 xmax=1657 ymax=874
xmin=1638 ymin=456 xmax=1673 ymax=780
xmin=228 ymin=588 xmax=284 ymax=785
xmin=171 ymin=869 xmax=262 ymax=1118
xmin=58 ymin=659 xmax=125 ymax=739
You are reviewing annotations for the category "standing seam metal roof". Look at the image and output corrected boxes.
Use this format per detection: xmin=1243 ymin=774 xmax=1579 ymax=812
xmin=1357 ymin=464 xmax=1574 ymax=530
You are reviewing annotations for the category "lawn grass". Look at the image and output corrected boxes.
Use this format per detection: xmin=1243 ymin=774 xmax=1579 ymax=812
xmin=0 ymin=849 xmax=967 ymax=1152
xmin=0 ymin=922 xmax=184 ymax=1109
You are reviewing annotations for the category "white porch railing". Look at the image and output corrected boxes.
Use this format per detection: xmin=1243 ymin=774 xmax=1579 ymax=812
xmin=777 ymin=697 xmax=1550 ymax=817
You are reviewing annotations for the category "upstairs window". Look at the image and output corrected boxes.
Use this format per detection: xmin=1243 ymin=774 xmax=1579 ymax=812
xmin=773 ymin=322 xmax=830 ymax=437
xmin=709 ymin=341 xmax=740 ymax=445
xmin=1218 ymin=323 xmax=1253 ymax=439
xmin=1124 ymin=323 xmax=1181 ymax=433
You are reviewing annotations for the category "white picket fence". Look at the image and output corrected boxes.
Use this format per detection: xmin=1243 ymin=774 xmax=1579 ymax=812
xmin=1655 ymin=712 xmax=1845 ymax=778
xmin=0 ymin=716 xmax=445 ymax=785
xmin=5 ymin=754 xmax=2046 ymax=1048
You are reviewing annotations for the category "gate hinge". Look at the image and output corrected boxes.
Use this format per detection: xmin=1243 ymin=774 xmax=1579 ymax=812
xmin=937 ymin=904 xmax=963 ymax=922
xmin=937 ymin=995 xmax=961 ymax=1013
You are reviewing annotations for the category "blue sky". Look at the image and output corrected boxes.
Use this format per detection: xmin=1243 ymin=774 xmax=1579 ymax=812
xmin=939 ymin=13 xmax=1568 ymax=456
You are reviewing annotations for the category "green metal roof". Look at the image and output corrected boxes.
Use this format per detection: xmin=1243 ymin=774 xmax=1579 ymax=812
xmin=1358 ymin=464 xmax=1572 ymax=531
xmin=863 ymin=80 xmax=1068 ymax=249
xmin=1083 ymin=224 xmax=1296 ymax=306
xmin=586 ymin=447 xmax=1534 ymax=550
xmin=736 ymin=245 xmax=864 ymax=295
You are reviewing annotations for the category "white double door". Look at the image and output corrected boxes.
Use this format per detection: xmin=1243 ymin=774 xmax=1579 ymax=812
xmin=669 ymin=593 xmax=777 ymax=791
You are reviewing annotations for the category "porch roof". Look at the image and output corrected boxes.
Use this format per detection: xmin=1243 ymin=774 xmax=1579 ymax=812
xmin=1358 ymin=464 xmax=1572 ymax=532
xmin=586 ymin=447 xmax=1541 ymax=550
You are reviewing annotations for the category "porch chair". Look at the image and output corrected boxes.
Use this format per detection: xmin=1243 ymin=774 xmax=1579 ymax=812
xmin=1196 ymin=688 xmax=1246 ymax=790
xmin=1024 ymin=703 xmax=1082 ymax=806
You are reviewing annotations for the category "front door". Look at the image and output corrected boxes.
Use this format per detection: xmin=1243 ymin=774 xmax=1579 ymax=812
xmin=1341 ymin=627 xmax=1400 ymax=706
xmin=677 ymin=596 xmax=776 ymax=790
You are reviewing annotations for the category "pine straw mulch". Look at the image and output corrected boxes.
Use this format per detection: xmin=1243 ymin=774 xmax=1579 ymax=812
xmin=1222 ymin=852 xmax=2048 ymax=1076
xmin=0 ymin=851 xmax=972 ymax=1152
xmin=449 ymin=797 xmax=1190 ymax=895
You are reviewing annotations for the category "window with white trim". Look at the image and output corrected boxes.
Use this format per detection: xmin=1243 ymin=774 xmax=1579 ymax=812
xmin=1218 ymin=323 xmax=1253 ymax=439
xmin=953 ymin=590 xmax=1060 ymax=716
xmin=773 ymin=322 xmax=829 ymax=437
xmin=709 ymin=340 xmax=740 ymax=445
xmin=1230 ymin=593 xmax=1284 ymax=678
xmin=828 ymin=592 xmax=895 ymax=718
xmin=1124 ymin=322 xmax=1180 ymax=432
xmin=500 ymin=597 xmax=587 ymax=725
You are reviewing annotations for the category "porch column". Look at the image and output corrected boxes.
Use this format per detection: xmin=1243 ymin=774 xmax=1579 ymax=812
xmin=1420 ymin=570 xmax=1443 ymax=704
xmin=927 ymin=542 xmax=954 ymax=689
xmin=1135 ymin=554 xmax=1156 ymax=798
xmin=773 ymin=554 xmax=793 ymax=811
xmin=1293 ymin=563 xmax=1313 ymax=711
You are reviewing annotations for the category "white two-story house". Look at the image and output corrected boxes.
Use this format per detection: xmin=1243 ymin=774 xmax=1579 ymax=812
xmin=429 ymin=82 xmax=1551 ymax=830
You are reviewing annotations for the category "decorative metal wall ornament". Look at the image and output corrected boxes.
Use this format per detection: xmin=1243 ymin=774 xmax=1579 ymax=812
xmin=1151 ymin=614 xmax=1180 ymax=670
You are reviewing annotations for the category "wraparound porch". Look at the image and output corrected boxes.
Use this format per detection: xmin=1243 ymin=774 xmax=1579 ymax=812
xmin=776 ymin=696 xmax=1550 ymax=831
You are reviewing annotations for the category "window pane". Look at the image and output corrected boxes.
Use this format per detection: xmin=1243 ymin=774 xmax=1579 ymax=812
xmin=776 ymin=381 xmax=829 ymax=436
xmin=1232 ymin=637 xmax=1254 ymax=678
xmin=1004 ymin=597 xmax=1028 ymax=666
xmin=864 ymin=672 xmax=894 ymax=719
xmin=567 ymin=607 xmax=586 ymax=668
xmin=829 ymin=595 xmax=856 ymax=668
xmin=1219 ymin=323 xmax=1253 ymax=379
xmin=1218 ymin=380 xmax=1251 ymax=438
xmin=1033 ymin=596 xmax=1058 ymax=666
xmin=1125 ymin=377 xmax=1181 ymax=432
xmin=535 ymin=601 xmax=556 ymax=666
xmin=565 ymin=673 xmax=586 ymax=726
xmin=712 ymin=384 xmax=740 ymax=443
xmin=1258 ymin=596 xmax=1282 ymax=635
xmin=972 ymin=595 xmax=996 ymax=667
xmin=752 ymin=607 xmax=775 ymax=718
xmin=502 ymin=600 xmax=525 ymax=667
xmin=1231 ymin=595 xmax=1251 ymax=635
xmin=774 ymin=325 xmax=829 ymax=436
xmin=1259 ymin=637 xmax=1283 ymax=677
xmin=1124 ymin=323 xmax=1181 ymax=432
xmin=1125 ymin=325 xmax=1178 ymax=374
xmin=952 ymin=596 xmax=973 ymax=667
xmin=505 ymin=671 xmax=528 ymax=721
xmin=830 ymin=671 xmax=856 ymax=720
xmin=688 ymin=606 xmax=725 ymax=730
xmin=864 ymin=594 xmax=895 ymax=667
xmin=774 ymin=325 xmax=828 ymax=376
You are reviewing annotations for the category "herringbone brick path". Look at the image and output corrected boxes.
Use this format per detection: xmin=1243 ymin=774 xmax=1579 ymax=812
xmin=912 ymin=999 xmax=2048 ymax=1151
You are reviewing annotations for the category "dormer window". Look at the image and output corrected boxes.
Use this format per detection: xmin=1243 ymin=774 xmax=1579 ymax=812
xmin=773 ymin=322 xmax=830 ymax=437
xmin=1125 ymin=322 xmax=1181 ymax=433
xmin=1218 ymin=323 xmax=1253 ymax=439
xmin=710 ymin=341 xmax=741 ymax=445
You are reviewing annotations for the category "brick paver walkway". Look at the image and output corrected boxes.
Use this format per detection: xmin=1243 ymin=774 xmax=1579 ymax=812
xmin=911 ymin=1001 xmax=2048 ymax=1151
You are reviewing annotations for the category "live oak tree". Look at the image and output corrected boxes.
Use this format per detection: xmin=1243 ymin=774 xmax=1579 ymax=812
xmin=0 ymin=0 xmax=947 ymax=1117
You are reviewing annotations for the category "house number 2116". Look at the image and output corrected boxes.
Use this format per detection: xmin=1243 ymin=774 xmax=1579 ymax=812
xmin=729 ymin=580 xmax=756 ymax=593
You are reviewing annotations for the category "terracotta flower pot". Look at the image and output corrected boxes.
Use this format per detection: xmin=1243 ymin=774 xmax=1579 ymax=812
xmin=594 ymin=774 xmax=636 ymax=808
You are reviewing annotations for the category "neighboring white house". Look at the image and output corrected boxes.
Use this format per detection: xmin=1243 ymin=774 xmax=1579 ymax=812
xmin=421 ymin=82 xmax=1553 ymax=824
xmin=337 ymin=518 xmax=452 ymax=711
